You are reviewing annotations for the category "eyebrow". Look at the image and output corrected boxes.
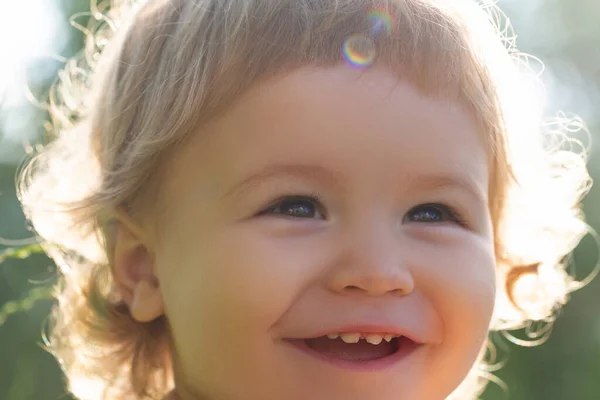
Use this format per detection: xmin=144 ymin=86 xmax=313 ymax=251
xmin=223 ymin=163 xmax=487 ymax=204
xmin=412 ymin=174 xmax=487 ymax=204
xmin=222 ymin=164 xmax=343 ymax=200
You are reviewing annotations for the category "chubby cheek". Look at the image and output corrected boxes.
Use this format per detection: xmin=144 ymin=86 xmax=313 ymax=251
xmin=154 ymin=224 xmax=330 ymax=373
xmin=432 ymin=248 xmax=496 ymax=329
xmin=409 ymin=233 xmax=496 ymax=383
xmin=188 ymin=227 xmax=330 ymax=320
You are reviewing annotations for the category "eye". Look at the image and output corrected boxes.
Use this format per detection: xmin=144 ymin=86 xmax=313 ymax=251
xmin=259 ymin=195 xmax=326 ymax=219
xmin=404 ymin=203 xmax=466 ymax=226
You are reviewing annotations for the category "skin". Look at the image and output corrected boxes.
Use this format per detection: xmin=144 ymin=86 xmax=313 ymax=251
xmin=117 ymin=65 xmax=497 ymax=400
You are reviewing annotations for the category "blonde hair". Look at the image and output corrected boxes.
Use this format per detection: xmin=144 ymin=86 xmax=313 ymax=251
xmin=17 ymin=0 xmax=592 ymax=399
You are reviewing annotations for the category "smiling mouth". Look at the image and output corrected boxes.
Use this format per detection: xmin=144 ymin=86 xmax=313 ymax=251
xmin=303 ymin=335 xmax=401 ymax=361
xmin=285 ymin=331 xmax=422 ymax=364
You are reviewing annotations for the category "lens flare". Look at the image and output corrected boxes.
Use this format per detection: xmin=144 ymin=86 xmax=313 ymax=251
xmin=367 ymin=9 xmax=395 ymax=37
xmin=342 ymin=34 xmax=376 ymax=68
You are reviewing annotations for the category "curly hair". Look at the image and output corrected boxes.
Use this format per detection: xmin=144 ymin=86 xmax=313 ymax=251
xmin=17 ymin=0 xmax=592 ymax=399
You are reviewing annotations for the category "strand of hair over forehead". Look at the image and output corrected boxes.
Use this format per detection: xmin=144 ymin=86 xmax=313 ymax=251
xmin=38 ymin=0 xmax=454 ymax=130
xmin=42 ymin=0 xmax=537 ymax=131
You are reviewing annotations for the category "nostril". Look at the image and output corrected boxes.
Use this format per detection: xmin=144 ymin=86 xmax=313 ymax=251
xmin=342 ymin=285 xmax=411 ymax=296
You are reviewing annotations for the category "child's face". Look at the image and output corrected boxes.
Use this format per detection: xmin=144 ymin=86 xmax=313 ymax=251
xmin=153 ymin=66 xmax=496 ymax=400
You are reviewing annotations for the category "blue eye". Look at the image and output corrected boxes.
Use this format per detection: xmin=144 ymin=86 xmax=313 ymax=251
xmin=261 ymin=195 xmax=325 ymax=219
xmin=404 ymin=203 xmax=465 ymax=226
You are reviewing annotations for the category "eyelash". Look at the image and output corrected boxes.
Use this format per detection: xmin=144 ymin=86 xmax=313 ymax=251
xmin=406 ymin=203 xmax=468 ymax=227
xmin=258 ymin=194 xmax=326 ymax=219
xmin=258 ymin=194 xmax=468 ymax=227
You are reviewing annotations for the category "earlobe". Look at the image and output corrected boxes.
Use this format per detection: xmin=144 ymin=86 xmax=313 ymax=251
xmin=111 ymin=208 xmax=165 ymax=321
xmin=130 ymin=278 xmax=165 ymax=322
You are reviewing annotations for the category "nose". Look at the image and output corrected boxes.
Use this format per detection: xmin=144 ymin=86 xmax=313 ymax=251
xmin=325 ymin=220 xmax=415 ymax=297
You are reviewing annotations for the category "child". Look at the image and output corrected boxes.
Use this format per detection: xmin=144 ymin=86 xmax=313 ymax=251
xmin=17 ymin=0 xmax=593 ymax=399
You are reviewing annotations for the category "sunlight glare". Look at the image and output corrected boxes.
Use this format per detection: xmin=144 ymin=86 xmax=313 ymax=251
xmin=0 ymin=0 xmax=65 ymax=108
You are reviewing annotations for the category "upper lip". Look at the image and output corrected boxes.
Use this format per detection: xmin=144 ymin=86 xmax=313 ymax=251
xmin=277 ymin=298 xmax=440 ymax=345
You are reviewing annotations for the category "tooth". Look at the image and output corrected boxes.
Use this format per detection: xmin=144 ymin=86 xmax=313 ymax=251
xmin=365 ymin=334 xmax=383 ymax=345
xmin=384 ymin=334 xmax=394 ymax=342
xmin=327 ymin=333 xmax=339 ymax=339
xmin=339 ymin=333 xmax=361 ymax=344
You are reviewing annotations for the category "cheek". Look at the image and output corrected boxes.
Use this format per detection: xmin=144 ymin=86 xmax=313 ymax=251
xmin=414 ymin=235 xmax=496 ymax=313
xmin=410 ymin=236 xmax=496 ymax=352
xmin=154 ymin=225 xmax=334 ymax=397
xmin=446 ymin=254 xmax=495 ymax=333
xmin=406 ymin=235 xmax=496 ymax=395
xmin=156 ymin=226 xmax=331 ymax=335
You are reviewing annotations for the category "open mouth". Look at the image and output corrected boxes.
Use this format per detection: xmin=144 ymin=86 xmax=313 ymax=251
xmin=286 ymin=332 xmax=419 ymax=365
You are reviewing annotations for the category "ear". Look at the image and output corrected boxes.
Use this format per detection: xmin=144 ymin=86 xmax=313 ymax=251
xmin=112 ymin=208 xmax=164 ymax=322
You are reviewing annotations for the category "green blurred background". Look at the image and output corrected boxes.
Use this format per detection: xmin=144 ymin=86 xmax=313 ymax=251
xmin=0 ymin=0 xmax=599 ymax=399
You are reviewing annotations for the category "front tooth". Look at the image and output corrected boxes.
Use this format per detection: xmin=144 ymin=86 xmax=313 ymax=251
xmin=339 ymin=333 xmax=361 ymax=343
xmin=365 ymin=334 xmax=383 ymax=345
xmin=327 ymin=333 xmax=339 ymax=339
xmin=384 ymin=334 xmax=394 ymax=342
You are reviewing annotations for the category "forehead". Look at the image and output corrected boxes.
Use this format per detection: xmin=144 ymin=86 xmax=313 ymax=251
xmin=165 ymin=66 xmax=489 ymax=204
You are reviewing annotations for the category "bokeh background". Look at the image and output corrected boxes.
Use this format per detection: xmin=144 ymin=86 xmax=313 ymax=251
xmin=0 ymin=0 xmax=599 ymax=399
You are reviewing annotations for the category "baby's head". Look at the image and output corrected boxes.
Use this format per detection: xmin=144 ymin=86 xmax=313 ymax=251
xmin=18 ymin=0 xmax=591 ymax=399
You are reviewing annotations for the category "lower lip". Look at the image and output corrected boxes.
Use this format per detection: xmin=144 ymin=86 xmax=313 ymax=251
xmin=284 ymin=337 xmax=423 ymax=372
